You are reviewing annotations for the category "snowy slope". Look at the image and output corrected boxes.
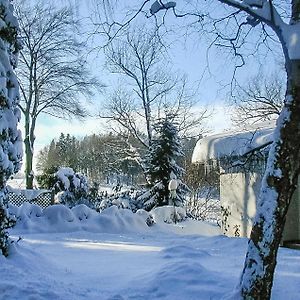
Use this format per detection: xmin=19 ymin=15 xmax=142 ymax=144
xmin=0 ymin=204 xmax=299 ymax=300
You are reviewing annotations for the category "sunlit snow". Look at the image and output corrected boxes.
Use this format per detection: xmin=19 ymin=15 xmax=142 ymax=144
xmin=0 ymin=203 xmax=299 ymax=299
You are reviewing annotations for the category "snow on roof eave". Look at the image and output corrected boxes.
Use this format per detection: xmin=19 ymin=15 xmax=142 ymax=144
xmin=191 ymin=127 xmax=274 ymax=164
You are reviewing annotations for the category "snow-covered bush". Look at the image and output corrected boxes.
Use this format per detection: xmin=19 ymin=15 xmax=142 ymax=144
xmin=186 ymin=187 xmax=221 ymax=224
xmin=186 ymin=197 xmax=221 ymax=224
xmin=71 ymin=204 xmax=98 ymax=221
xmin=54 ymin=167 xmax=89 ymax=208
xmin=136 ymin=209 xmax=155 ymax=226
xmin=36 ymin=166 xmax=58 ymax=190
xmin=97 ymin=191 xmax=135 ymax=212
xmin=151 ymin=206 xmax=187 ymax=224
xmin=0 ymin=0 xmax=22 ymax=257
xmin=9 ymin=203 xmax=151 ymax=233
xmin=98 ymin=198 xmax=112 ymax=211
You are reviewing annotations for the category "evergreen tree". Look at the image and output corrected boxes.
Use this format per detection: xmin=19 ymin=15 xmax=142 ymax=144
xmin=36 ymin=132 xmax=143 ymax=184
xmin=0 ymin=0 xmax=22 ymax=257
xmin=36 ymin=165 xmax=59 ymax=190
xmin=139 ymin=116 xmax=188 ymax=211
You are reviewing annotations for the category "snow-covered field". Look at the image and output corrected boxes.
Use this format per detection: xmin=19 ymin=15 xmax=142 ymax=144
xmin=1 ymin=204 xmax=299 ymax=300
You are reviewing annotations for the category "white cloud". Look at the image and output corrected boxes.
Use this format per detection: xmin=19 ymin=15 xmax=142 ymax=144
xmin=209 ymin=104 xmax=233 ymax=133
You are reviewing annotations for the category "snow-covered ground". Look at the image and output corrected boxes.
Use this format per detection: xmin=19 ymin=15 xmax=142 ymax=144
xmin=1 ymin=204 xmax=299 ymax=300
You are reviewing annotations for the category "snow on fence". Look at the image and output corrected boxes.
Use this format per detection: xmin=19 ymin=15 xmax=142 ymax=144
xmin=7 ymin=189 xmax=55 ymax=209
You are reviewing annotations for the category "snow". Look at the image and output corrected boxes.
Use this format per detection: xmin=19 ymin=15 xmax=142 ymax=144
xmin=7 ymin=186 xmax=50 ymax=201
xmin=150 ymin=1 xmax=176 ymax=15
xmin=56 ymin=167 xmax=74 ymax=190
xmin=0 ymin=203 xmax=299 ymax=299
xmin=10 ymin=204 xmax=150 ymax=234
xmin=151 ymin=206 xmax=186 ymax=224
xmin=192 ymin=126 xmax=274 ymax=163
xmin=150 ymin=1 xmax=162 ymax=14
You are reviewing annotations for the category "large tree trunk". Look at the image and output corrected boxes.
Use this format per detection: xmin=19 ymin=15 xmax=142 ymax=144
xmin=24 ymin=114 xmax=35 ymax=189
xmin=25 ymin=143 xmax=34 ymax=189
xmin=239 ymin=59 xmax=300 ymax=299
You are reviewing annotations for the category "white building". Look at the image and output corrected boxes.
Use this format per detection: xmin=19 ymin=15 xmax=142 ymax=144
xmin=192 ymin=125 xmax=300 ymax=245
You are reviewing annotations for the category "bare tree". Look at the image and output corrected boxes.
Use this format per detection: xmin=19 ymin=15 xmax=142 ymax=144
xmin=15 ymin=0 xmax=102 ymax=189
xmin=102 ymin=28 xmax=208 ymax=155
xmin=232 ymin=74 xmax=284 ymax=127
xmin=93 ymin=1 xmax=300 ymax=298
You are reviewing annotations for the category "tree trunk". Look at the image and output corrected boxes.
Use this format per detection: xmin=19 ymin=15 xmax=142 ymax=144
xmin=25 ymin=144 xmax=34 ymax=189
xmin=24 ymin=114 xmax=34 ymax=189
xmin=239 ymin=59 xmax=300 ymax=299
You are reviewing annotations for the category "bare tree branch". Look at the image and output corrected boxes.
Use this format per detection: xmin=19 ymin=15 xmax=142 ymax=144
xmin=15 ymin=0 xmax=103 ymax=188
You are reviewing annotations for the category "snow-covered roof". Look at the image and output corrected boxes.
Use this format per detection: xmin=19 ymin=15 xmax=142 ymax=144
xmin=192 ymin=126 xmax=274 ymax=163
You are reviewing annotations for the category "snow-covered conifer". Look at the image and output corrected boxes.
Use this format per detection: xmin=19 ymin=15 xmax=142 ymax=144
xmin=55 ymin=167 xmax=89 ymax=208
xmin=0 ymin=0 xmax=22 ymax=257
xmin=138 ymin=116 xmax=188 ymax=211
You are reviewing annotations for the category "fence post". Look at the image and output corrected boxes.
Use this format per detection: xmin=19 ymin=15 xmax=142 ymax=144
xmin=50 ymin=189 xmax=55 ymax=205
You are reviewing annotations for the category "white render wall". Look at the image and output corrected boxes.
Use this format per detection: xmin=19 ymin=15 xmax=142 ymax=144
xmin=283 ymin=176 xmax=300 ymax=242
xmin=220 ymin=173 xmax=260 ymax=237
xmin=220 ymin=172 xmax=300 ymax=241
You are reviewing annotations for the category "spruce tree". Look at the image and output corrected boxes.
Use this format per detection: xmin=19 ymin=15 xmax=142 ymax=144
xmin=0 ymin=0 xmax=22 ymax=257
xmin=139 ymin=116 xmax=188 ymax=211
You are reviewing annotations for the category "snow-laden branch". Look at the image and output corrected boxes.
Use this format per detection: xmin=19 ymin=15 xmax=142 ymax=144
xmin=212 ymin=0 xmax=285 ymax=29
xmin=150 ymin=1 xmax=176 ymax=15
xmin=217 ymin=0 xmax=300 ymax=61
xmin=149 ymin=1 xmax=300 ymax=61
xmin=150 ymin=0 xmax=283 ymax=28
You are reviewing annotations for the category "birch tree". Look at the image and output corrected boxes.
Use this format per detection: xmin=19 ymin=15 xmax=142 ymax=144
xmin=15 ymin=0 xmax=101 ymax=189
xmin=0 ymin=0 xmax=22 ymax=257
xmin=94 ymin=1 xmax=300 ymax=299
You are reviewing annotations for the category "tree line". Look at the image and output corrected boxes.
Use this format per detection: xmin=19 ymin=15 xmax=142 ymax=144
xmin=37 ymin=132 xmax=143 ymax=186
xmin=37 ymin=130 xmax=204 ymax=187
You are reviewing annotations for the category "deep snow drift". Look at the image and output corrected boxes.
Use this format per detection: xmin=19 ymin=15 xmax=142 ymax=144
xmin=0 ymin=203 xmax=299 ymax=300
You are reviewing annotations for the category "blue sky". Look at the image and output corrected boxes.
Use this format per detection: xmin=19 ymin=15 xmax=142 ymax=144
xmin=29 ymin=0 xmax=284 ymax=158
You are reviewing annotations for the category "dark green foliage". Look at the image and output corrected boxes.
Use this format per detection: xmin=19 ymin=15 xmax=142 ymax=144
xmin=89 ymin=181 xmax=100 ymax=199
xmin=37 ymin=133 xmax=79 ymax=172
xmin=36 ymin=166 xmax=59 ymax=190
xmin=139 ymin=116 xmax=188 ymax=210
xmin=0 ymin=193 xmax=16 ymax=257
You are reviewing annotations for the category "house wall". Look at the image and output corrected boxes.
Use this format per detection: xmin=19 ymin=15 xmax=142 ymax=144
xmin=220 ymin=173 xmax=260 ymax=237
xmin=220 ymin=172 xmax=300 ymax=241
xmin=283 ymin=176 xmax=300 ymax=241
